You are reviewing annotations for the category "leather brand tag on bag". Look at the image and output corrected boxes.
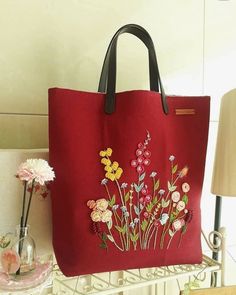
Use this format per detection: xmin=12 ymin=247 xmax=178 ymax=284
xmin=175 ymin=108 xmax=196 ymax=115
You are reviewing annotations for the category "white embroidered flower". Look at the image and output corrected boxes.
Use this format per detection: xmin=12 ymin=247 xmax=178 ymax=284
xmin=121 ymin=183 xmax=128 ymax=189
xmin=101 ymin=178 xmax=108 ymax=185
xmin=182 ymin=182 xmax=190 ymax=193
xmin=90 ymin=210 xmax=102 ymax=222
xmin=172 ymin=219 xmax=185 ymax=231
xmin=169 ymin=155 xmax=175 ymax=162
xmin=101 ymin=209 xmax=112 ymax=222
xmin=150 ymin=171 xmax=157 ymax=178
xmin=176 ymin=200 xmax=185 ymax=211
xmin=160 ymin=213 xmax=169 ymax=225
xmin=171 ymin=191 xmax=180 ymax=203
xmin=158 ymin=189 xmax=165 ymax=195
xmin=95 ymin=199 xmax=108 ymax=211
xmin=17 ymin=159 xmax=55 ymax=185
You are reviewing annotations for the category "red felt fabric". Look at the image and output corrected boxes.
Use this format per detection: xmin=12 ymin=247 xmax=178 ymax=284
xmin=49 ymin=88 xmax=210 ymax=276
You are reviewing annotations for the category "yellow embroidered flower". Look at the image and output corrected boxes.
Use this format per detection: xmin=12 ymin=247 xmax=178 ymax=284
xmin=106 ymin=148 xmax=113 ymax=157
xmin=101 ymin=158 xmax=111 ymax=166
xmin=105 ymin=172 xmax=115 ymax=181
xmin=111 ymin=161 xmax=119 ymax=171
xmin=99 ymin=151 xmax=106 ymax=157
xmin=115 ymin=167 xmax=123 ymax=180
xmin=104 ymin=165 xmax=112 ymax=172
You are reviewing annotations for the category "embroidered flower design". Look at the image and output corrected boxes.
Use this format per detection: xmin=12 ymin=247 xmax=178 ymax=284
xmin=171 ymin=191 xmax=180 ymax=203
xmin=182 ymin=182 xmax=190 ymax=193
xmin=88 ymin=131 xmax=192 ymax=252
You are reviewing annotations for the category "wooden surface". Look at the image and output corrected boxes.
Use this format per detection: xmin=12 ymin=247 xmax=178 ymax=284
xmin=181 ymin=286 xmax=236 ymax=295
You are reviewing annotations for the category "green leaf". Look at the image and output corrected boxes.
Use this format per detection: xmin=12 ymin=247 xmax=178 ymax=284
xmin=170 ymin=213 xmax=175 ymax=223
xmin=107 ymin=234 xmax=114 ymax=242
xmin=109 ymin=195 xmax=116 ymax=207
xmin=182 ymin=224 xmax=187 ymax=234
xmin=154 ymin=179 xmax=160 ymax=191
xmin=134 ymin=233 xmax=139 ymax=241
xmin=99 ymin=242 xmax=107 ymax=249
xmin=141 ymin=219 xmax=148 ymax=231
xmin=134 ymin=182 xmax=144 ymax=193
xmin=115 ymin=225 xmax=123 ymax=233
xmin=124 ymin=192 xmax=130 ymax=202
xmin=169 ymin=229 xmax=174 ymax=237
xmin=139 ymin=172 xmax=146 ymax=182
xmin=146 ymin=203 xmax=154 ymax=213
xmin=107 ymin=219 xmax=113 ymax=230
xmin=161 ymin=199 xmax=170 ymax=208
xmin=152 ymin=196 xmax=158 ymax=205
xmin=102 ymin=232 xmax=107 ymax=241
xmin=172 ymin=164 xmax=178 ymax=174
xmin=182 ymin=194 xmax=188 ymax=205
xmin=134 ymin=205 xmax=140 ymax=215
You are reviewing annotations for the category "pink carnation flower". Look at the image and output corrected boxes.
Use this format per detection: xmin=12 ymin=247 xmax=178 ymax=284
xmin=17 ymin=159 xmax=55 ymax=185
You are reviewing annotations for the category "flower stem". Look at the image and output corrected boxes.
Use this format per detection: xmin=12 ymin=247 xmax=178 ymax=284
xmin=20 ymin=181 xmax=27 ymax=228
xmin=24 ymin=180 xmax=35 ymax=228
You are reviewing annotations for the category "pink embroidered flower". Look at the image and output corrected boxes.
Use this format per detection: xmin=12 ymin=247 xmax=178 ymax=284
xmin=16 ymin=159 xmax=55 ymax=185
xmin=171 ymin=191 xmax=180 ymax=203
xmin=144 ymin=150 xmax=151 ymax=158
xmin=137 ymin=156 xmax=144 ymax=164
xmin=1 ymin=249 xmax=20 ymax=274
xmin=138 ymin=143 xmax=144 ymax=149
xmin=101 ymin=209 xmax=112 ymax=222
xmin=176 ymin=200 xmax=185 ymax=211
xmin=87 ymin=200 xmax=96 ymax=210
xmin=172 ymin=219 xmax=185 ymax=231
xmin=95 ymin=199 xmax=108 ymax=211
xmin=136 ymin=149 xmax=143 ymax=156
xmin=141 ymin=186 xmax=148 ymax=195
xmin=91 ymin=210 xmax=102 ymax=222
xmin=143 ymin=159 xmax=151 ymax=166
xmin=145 ymin=195 xmax=151 ymax=203
xmin=143 ymin=212 xmax=149 ymax=218
xmin=137 ymin=165 xmax=144 ymax=173
xmin=182 ymin=182 xmax=190 ymax=193
xmin=131 ymin=160 xmax=138 ymax=167
xmin=139 ymin=197 xmax=144 ymax=204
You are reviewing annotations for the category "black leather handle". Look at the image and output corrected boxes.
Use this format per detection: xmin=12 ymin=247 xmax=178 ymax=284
xmin=98 ymin=24 xmax=168 ymax=115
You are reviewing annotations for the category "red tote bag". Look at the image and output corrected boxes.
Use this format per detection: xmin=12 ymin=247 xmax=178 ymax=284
xmin=49 ymin=24 xmax=210 ymax=276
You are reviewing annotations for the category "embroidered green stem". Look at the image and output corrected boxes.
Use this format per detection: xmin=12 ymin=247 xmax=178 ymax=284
xmin=167 ymin=231 xmax=176 ymax=249
xmin=107 ymin=226 xmax=124 ymax=252
xmin=104 ymin=184 xmax=124 ymax=250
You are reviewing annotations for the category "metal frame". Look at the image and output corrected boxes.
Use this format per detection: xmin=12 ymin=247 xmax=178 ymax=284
xmin=52 ymin=228 xmax=226 ymax=295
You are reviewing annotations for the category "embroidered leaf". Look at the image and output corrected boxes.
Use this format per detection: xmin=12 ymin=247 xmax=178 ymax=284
xmin=134 ymin=205 xmax=140 ymax=215
xmin=169 ymin=229 xmax=174 ymax=237
xmin=122 ymin=225 xmax=127 ymax=234
xmin=146 ymin=202 xmax=154 ymax=213
xmin=124 ymin=192 xmax=130 ymax=203
xmin=134 ymin=183 xmax=140 ymax=193
xmin=154 ymin=179 xmax=160 ymax=191
xmin=115 ymin=225 xmax=123 ymax=233
xmin=139 ymin=182 xmax=144 ymax=191
xmin=152 ymin=196 xmax=158 ymax=205
xmin=141 ymin=219 xmax=148 ymax=231
xmin=109 ymin=195 xmax=116 ymax=207
xmin=140 ymin=204 xmax=144 ymax=211
xmin=172 ymin=164 xmax=178 ymax=174
xmin=130 ymin=233 xmax=139 ymax=242
xmin=139 ymin=172 xmax=146 ymax=182
xmin=167 ymin=181 xmax=177 ymax=192
xmin=107 ymin=219 xmax=113 ymax=230
xmin=161 ymin=199 xmax=170 ymax=208
xmin=182 ymin=194 xmax=188 ymax=205
xmin=99 ymin=242 xmax=107 ymax=249
xmin=107 ymin=234 xmax=114 ymax=242
xmin=182 ymin=224 xmax=187 ymax=234
xmin=102 ymin=232 xmax=107 ymax=241
xmin=170 ymin=213 xmax=175 ymax=223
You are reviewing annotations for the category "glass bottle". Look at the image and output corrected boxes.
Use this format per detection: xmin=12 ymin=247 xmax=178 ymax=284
xmin=12 ymin=225 xmax=36 ymax=275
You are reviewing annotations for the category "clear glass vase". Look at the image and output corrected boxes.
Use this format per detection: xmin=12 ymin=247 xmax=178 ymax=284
xmin=12 ymin=225 xmax=36 ymax=275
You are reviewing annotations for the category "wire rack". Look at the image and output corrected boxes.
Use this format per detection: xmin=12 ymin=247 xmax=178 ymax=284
xmin=52 ymin=228 xmax=226 ymax=295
